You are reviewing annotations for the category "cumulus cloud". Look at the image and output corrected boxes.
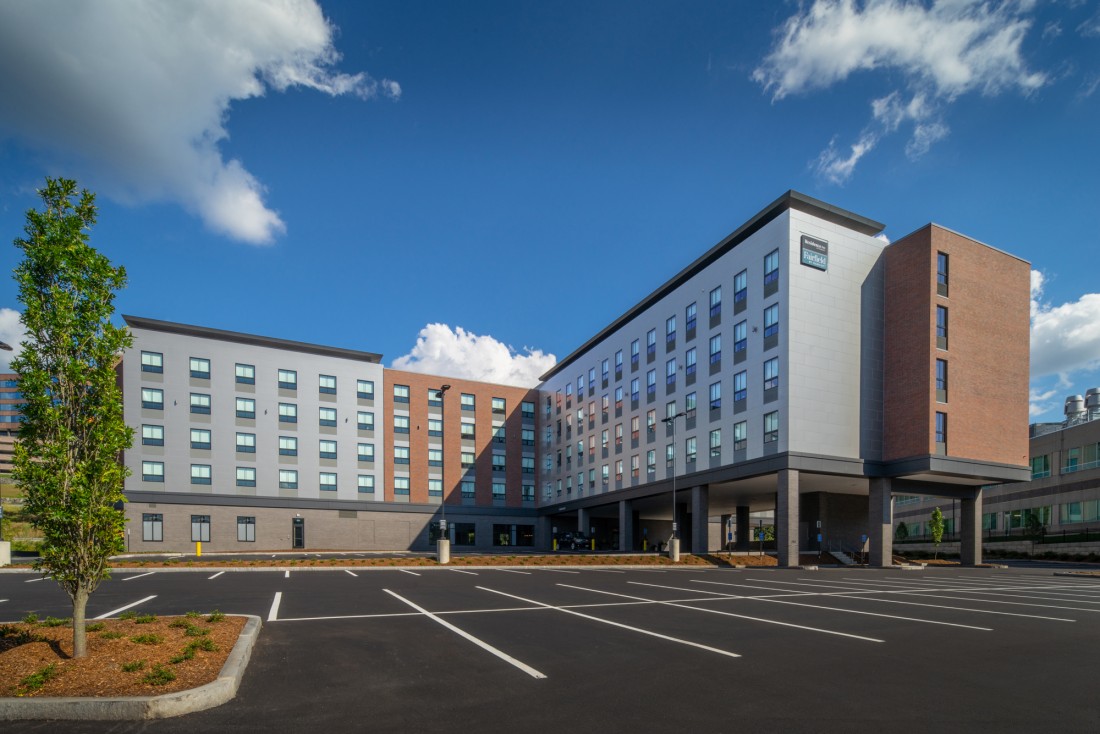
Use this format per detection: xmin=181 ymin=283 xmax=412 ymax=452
xmin=755 ymin=0 xmax=1046 ymax=182
xmin=0 ymin=1 xmax=398 ymax=245
xmin=1030 ymin=284 xmax=1100 ymax=381
xmin=391 ymin=324 xmax=557 ymax=388
xmin=0 ymin=308 xmax=25 ymax=371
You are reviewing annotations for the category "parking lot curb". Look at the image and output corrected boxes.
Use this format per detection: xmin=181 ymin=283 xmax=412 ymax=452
xmin=0 ymin=614 xmax=262 ymax=721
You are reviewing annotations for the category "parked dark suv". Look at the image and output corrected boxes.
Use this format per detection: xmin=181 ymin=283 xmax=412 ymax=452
xmin=556 ymin=532 xmax=591 ymax=551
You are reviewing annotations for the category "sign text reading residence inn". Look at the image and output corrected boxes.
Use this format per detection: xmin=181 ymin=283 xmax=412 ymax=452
xmin=800 ymin=234 xmax=828 ymax=271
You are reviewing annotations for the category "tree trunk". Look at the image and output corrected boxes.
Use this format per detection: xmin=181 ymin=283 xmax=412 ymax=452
xmin=72 ymin=588 xmax=89 ymax=658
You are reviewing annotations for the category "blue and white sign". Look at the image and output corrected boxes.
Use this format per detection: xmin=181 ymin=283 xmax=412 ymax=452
xmin=800 ymin=235 xmax=828 ymax=271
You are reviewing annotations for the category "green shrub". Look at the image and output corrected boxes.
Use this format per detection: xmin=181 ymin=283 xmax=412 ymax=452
xmin=85 ymin=622 xmax=105 ymax=632
xmin=142 ymin=665 xmax=176 ymax=686
xmin=184 ymin=624 xmax=210 ymax=637
xmin=185 ymin=611 xmax=202 ymax=619
xmin=206 ymin=610 xmax=225 ymax=623
xmin=169 ymin=648 xmax=194 ymax=664
xmin=118 ymin=611 xmax=138 ymax=621
xmin=134 ymin=614 xmax=157 ymax=624
xmin=121 ymin=660 xmax=145 ymax=673
xmin=21 ymin=613 xmax=38 ymax=624
xmin=39 ymin=616 xmax=71 ymax=628
xmin=187 ymin=637 xmax=217 ymax=653
xmin=101 ymin=630 xmax=123 ymax=640
xmin=20 ymin=663 xmax=59 ymax=692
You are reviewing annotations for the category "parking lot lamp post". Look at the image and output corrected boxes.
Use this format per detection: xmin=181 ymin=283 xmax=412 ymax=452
xmin=436 ymin=384 xmax=451 ymax=564
xmin=661 ymin=410 xmax=687 ymax=562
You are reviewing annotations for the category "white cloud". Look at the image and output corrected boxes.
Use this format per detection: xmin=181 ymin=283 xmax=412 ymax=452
xmin=0 ymin=308 xmax=25 ymax=371
xmin=391 ymin=324 xmax=557 ymax=388
xmin=756 ymin=0 xmax=1046 ymax=181
xmin=1079 ymin=9 xmax=1100 ymax=37
xmin=0 ymin=1 xmax=398 ymax=245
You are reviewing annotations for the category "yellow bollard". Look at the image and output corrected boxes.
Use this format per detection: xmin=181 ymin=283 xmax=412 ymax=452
xmin=553 ymin=538 xmax=558 ymax=551
xmin=591 ymin=538 xmax=596 ymax=551
xmin=196 ymin=541 xmax=202 ymax=557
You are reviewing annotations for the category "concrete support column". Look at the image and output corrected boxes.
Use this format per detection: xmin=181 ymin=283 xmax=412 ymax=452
xmin=961 ymin=491 xmax=983 ymax=566
xmin=735 ymin=506 xmax=751 ymax=550
xmin=618 ymin=500 xmax=634 ymax=552
xmin=577 ymin=508 xmax=589 ymax=534
xmin=868 ymin=477 xmax=893 ymax=567
xmin=777 ymin=469 xmax=800 ymax=567
xmin=691 ymin=485 xmax=709 ymax=554
xmin=720 ymin=514 xmax=733 ymax=551
xmin=536 ymin=515 xmax=553 ymax=551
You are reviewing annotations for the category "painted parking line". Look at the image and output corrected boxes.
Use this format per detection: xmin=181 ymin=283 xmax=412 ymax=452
xmin=398 ymin=569 xmax=421 ymax=577
xmin=663 ymin=581 xmax=992 ymax=631
xmin=384 ymin=589 xmax=547 ymax=680
xmin=588 ymin=569 xmax=625 ymax=574
xmin=345 ymin=570 xmax=359 ymax=577
xmin=284 ymin=570 xmax=290 ymax=578
xmin=122 ymin=572 xmax=156 ymax=582
xmin=450 ymin=569 xmax=478 ymax=576
xmin=477 ymin=586 xmax=742 ymax=659
xmin=208 ymin=571 xmax=225 ymax=580
xmin=495 ymin=569 xmax=531 ymax=575
xmin=24 ymin=577 xmax=47 ymax=583
xmin=94 ymin=595 xmax=157 ymax=620
xmin=540 ymin=569 xmax=581 ymax=574
xmin=268 ymin=592 xmax=282 ymax=622
xmin=820 ymin=578 xmax=1100 ymax=612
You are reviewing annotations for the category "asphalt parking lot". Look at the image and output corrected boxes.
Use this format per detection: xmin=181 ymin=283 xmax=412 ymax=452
xmin=3 ymin=564 xmax=1100 ymax=733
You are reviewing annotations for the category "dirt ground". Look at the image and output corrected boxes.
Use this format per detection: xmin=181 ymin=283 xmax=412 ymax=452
xmin=0 ymin=613 xmax=245 ymax=698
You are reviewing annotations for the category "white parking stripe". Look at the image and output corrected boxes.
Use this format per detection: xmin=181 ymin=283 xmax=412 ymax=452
xmin=284 ymin=570 xmax=290 ymax=578
xmin=385 ymin=589 xmax=547 ymax=679
xmin=495 ymin=569 xmax=531 ymax=575
xmin=588 ymin=569 xmax=625 ymax=573
xmin=398 ymin=569 xmax=421 ymax=576
xmin=540 ymin=569 xmax=580 ymax=574
xmin=24 ymin=577 xmax=46 ymax=583
xmin=576 ymin=583 xmax=888 ymax=640
xmin=345 ymin=570 xmax=358 ymax=577
xmin=94 ymin=595 xmax=157 ymax=620
xmin=208 ymin=571 xmax=224 ymax=580
xmin=122 ymin=572 xmax=156 ymax=582
xmin=268 ymin=592 xmax=282 ymax=621
xmin=478 ymin=585 xmax=742 ymax=658
xmin=450 ymin=569 xmax=478 ymax=575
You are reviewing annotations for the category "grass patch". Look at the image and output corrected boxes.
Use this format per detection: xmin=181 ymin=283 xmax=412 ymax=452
xmin=21 ymin=613 xmax=38 ymax=624
xmin=39 ymin=616 xmax=71 ymax=628
xmin=206 ymin=610 xmax=225 ymax=623
xmin=185 ymin=611 xmax=202 ymax=619
xmin=19 ymin=663 xmax=59 ymax=693
xmin=129 ymin=633 xmax=163 ymax=645
xmin=118 ymin=611 xmax=138 ymax=621
xmin=168 ymin=648 xmax=194 ymax=664
xmin=85 ymin=622 xmax=105 ymax=632
xmin=187 ymin=637 xmax=217 ymax=653
xmin=121 ymin=660 xmax=145 ymax=673
xmin=184 ymin=624 xmax=210 ymax=637
xmin=100 ymin=630 xmax=124 ymax=640
xmin=142 ymin=665 xmax=176 ymax=686
xmin=133 ymin=614 xmax=157 ymax=624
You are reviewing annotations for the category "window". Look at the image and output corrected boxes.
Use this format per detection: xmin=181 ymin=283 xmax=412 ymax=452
xmin=428 ymin=479 xmax=442 ymax=497
xmin=393 ymin=414 xmax=409 ymax=433
xmin=935 ymin=412 xmax=947 ymax=453
xmin=191 ymin=515 xmax=211 ymax=543
xmin=685 ymin=436 xmax=697 ymax=463
xmin=646 ymin=369 xmax=656 ymax=395
xmin=394 ymin=446 xmax=410 ymax=464
xmin=686 ymin=302 xmax=697 ymax=332
xmin=589 ymin=367 xmax=596 ymax=390
xmin=141 ymin=424 xmax=164 ymax=446
xmin=142 ymin=513 xmax=163 ymax=542
xmin=615 ymin=386 xmax=623 ymax=410
xmin=492 ymin=454 xmax=506 ymax=472
xmin=358 ymin=443 xmax=375 ymax=462
xmin=236 ymin=467 xmax=256 ymax=487
xmin=393 ymin=384 xmax=410 ymax=403
xmin=666 ymin=358 xmax=677 ymax=386
xmin=709 ymin=286 xmax=722 ymax=318
xmin=630 ymin=378 xmax=639 ymax=402
xmin=631 ymin=416 xmax=640 ymax=441
xmin=494 ymin=423 xmax=506 ymax=443
xmin=236 ymin=432 xmax=256 ymax=453
xmin=235 ymin=363 xmax=255 ymax=385
xmin=710 ymin=429 xmax=721 ymax=457
xmin=278 ymin=436 xmax=298 ymax=456
xmin=428 ymin=448 xmax=443 ymax=467
xmin=709 ymin=334 xmax=721 ymax=364
xmin=279 ymin=469 xmax=298 ymax=489
xmin=492 ymin=482 xmax=506 ymax=500
xmin=666 ymin=316 xmax=676 ymax=344
xmin=190 ymin=464 xmax=212 ymax=485
xmin=734 ymin=269 xmax=748 ymax=304
xmin=461 ymin=393 xmax=475 ymax=411
xmin=615 ymin=349 xmax=624 ymax=374
xmin=141 ymin=351 xmax=163 ymax=373
xmin=631 ymin=339 xmax=640 ymax=366
xmin=764 ymin=249 xmax=780 ymax=288
xmin=936 ymin=306 xmax=948 ymax=348
xmin=764 ymin=357 xmax=779 ymax=391
xmin=190 ymin=428 xmax=211 ymax=450
xmin=278 ymin=369 xmax=297 ymax=390
xmin=577 ymin=374 xmax=584 ymax=395
xmin=492 ymin=397 xmax=506 ymax=414
xmin=522 ymin=484 xmax=535 ymax=501
xmin=936 ymin=359 xmax=948 ymax=402
xmin=685 ymin=347 xmax=696 ymax=376
xmin=764 ymin=411 xmax=779 ymax=443
xmin=141 ymin=387 xmax=163 ymax=410
xmin=235 ymin=397 xmax=255 ymax=419
xmin=462 ymin=480 xmax=476 ymax=498
xmin=734 ymin=371 xmax=747 ymax=401
xmin=319 ymin=440 xmax=337 ymax=459
xmin=357 ymin=380 xmax=374 ymax=400
xmin=1031 ymin=454 xmax=1051 ymax=479
xmin=189 ymin=357 xmax=210 ymax=380
xmin=734 ymin=320 xmax=747 ymax=354
xmin=937 ymin=252 xmax=949 ymax=295
xmin=630 ymin=454 xmax=640 ymax=478
xmin=763 ymin=304 xmax=779 ymax=338
xmin=734 ymin=421 xmax=747 ymax=451
xmin=646 ymin=449 xmax=656 ymax=475
xmin=522 ymin=427 xmax=535 ymax=445
xmin=646 ymin=328 xmax=657 ymax=357
xmin=601 ymin=359 xmax=609 ymax=382
xmin=615 ymin=423 xmax=623 ymax=448
xmin=460 ymin=421 xmax=475 ymax=440
xmin=522 ymin=400 xmax=535 ymax=418
xmin=319 ymin=374 xmax=337 ymax=394
xmin=461 ymin=450 xmax=475 ymax=468
xmin=358 ymin=411 xmax=375 ymax=431
xmin=615 ymin=459 xmax=623 ymax=481
xmin=709 ymin=381 xmax=721 ymax=410
xmin=278 ymin=403 xmax=297 ymax=423
xmin=428 ymin=418 xmax=442 ymax=436
xmin=685 ymin=391 xmax=697 ymax=416
xmin=393 ymin=477 xmax=410 ymax=496
xmin=319 ymin=472 xmax=337 ymax=492
xmin=358 ymin=475 xmax=375 ymax=494
xmin=142 ymin=461 xmax=164 ymax=482
xmin=237 ymin=516 xmax=255 ymax=542
xmin=601 ymin=464 xmax=609 ymax=484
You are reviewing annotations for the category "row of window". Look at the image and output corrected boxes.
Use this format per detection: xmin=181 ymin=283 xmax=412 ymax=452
xmin=391 ymin=386 xmax=535 ymax=417
xmin=139 ymin=354 xmax=376 ymax=397
xmin=141 ymin=462 xmax=377 ymax=491
xmin=140 ymin=389 xmax=378 ymax=426
xmin=1031 ymin=441 xmax=1100 ymax=478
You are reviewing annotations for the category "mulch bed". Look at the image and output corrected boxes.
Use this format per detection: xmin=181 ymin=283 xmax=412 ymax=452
xmin=0 ymin=613 xmax=245 ymax=698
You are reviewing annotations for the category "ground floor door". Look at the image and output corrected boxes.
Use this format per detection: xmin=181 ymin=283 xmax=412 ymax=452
xmin=292 ymin=517 xmax=305 ymax=549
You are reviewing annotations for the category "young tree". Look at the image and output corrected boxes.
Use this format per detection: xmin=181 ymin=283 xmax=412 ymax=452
xmin=895 ymin=521 xmax=909 ymax=541
xmin=11 ymin=178 xmax=132 ymax=658
xmin=929 ymin=507 xmax=945 ymax=560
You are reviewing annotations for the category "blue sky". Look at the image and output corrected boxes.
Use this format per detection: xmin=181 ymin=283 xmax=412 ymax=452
xmin=0 ymin=0 xmax=1098 ymax=420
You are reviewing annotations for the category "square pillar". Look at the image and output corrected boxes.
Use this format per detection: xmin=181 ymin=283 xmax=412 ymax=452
xmin=868 ymin=478 xmax=893 ymax=567
xmin=777 ymin=469 xmax=800 ymax=567
xmin=735 ymin=506 xmax=751 ymax=550
xmin=618 ymin=500 xmax=634 ymax=551
xmin=960 ymin=490 xmax=982 ymax=566
xmin=577 ymin=508 xmax=589 ymax=534
xmin=720 ymin=514 xmax=733 ymax=551
xmin=691 ymin=485 xmax=709 ymax=554
xmin=536 ymin=515 xmax=553 ymax=551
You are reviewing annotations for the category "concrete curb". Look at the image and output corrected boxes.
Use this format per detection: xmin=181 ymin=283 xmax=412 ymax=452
xmin=0 ymin=614 xmax=262 ymax=721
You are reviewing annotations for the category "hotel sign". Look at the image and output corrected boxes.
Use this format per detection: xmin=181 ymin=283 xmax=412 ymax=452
xmin=800 ymin=235 xmax=828 ymax=271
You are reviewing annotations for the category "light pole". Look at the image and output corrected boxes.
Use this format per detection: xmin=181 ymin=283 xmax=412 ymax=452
xmin=661 ymin=410 xmax=686 ymax=562
xmin=435 ymin=384 xmax=452 ymax=564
